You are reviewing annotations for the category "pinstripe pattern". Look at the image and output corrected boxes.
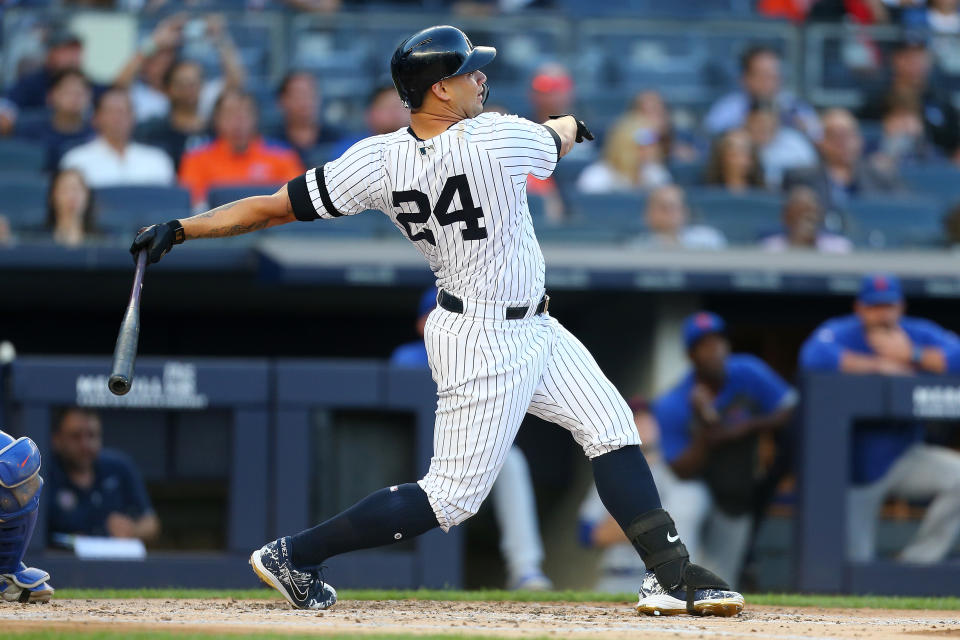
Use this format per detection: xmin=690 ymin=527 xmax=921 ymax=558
xmin=298 ymin=111 xmax=638 ymax=531
xmin=297 ymin=112 xmax=557 ymax=304
xmin=418 ymin=307 xmax=639 ymax=532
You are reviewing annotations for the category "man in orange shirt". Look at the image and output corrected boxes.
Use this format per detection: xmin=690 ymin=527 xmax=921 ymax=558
xmin=179 ymin=89 xmax=304 ymax=206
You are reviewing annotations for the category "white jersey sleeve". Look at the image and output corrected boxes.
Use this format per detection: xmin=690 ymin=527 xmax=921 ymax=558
xmin=286 ymin=137 xmax=386 ymax=221
xmin=479 ymin=113 xmax=560 ymax=181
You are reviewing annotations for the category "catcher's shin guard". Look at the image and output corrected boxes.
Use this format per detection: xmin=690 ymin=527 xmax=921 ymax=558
xmin=0 ymin=431 xmax=43 ymax=574
xmin=1 ymin=563 xmax=54 ymax=603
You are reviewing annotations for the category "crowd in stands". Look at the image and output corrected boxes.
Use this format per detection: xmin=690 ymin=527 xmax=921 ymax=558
xmin=1 ymin=5 xmax=960 ymax=249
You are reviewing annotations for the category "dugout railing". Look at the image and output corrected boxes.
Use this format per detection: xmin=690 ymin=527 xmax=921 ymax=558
xmin=6 ymin=356 xmax=462 ymax=589
xmin=797 ymin=373 xmax=960 ymax=596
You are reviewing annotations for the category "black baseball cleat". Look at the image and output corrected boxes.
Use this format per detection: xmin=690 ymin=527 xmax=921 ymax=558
xmin=636 ymin=570 xmax=744 ymax=617
xmin=250 ymin=537 xmax=337 ymax=610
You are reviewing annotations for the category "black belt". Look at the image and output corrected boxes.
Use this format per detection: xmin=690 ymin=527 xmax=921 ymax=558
xmin=438 ymin=290 xmax=549 ymax=320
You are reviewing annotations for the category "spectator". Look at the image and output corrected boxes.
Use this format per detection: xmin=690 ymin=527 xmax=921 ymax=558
xmin=528 ymin=63 xmax=573 ymax=124
xmin=4 ymin=25 xmax=85 ymax=115
xmin=178 ymin=89 xmax=304 ymax=207
xmin=870 ymin=93 xmax=939 ymax=169
xmin=704 ymin=129 xmax=765 ymax=193
xmin=637 ymin=185 xmax=726 ymax=250
xmin=527 ymin=63 xmax=593 ymax=161
xmin=391 ymin=288 xmax=553 ymax=591
xmin=905 ymin=0 xmax=960 ymax=33
xmin=800 ymin=273 xmax=960 ymax=563
xmin=630 ymin=90 xmax=699 ymax=163
xmin=760 ymin=186 xmax=853 ymax=253
xmin=13 ymin=69 xmax=94 ymax=171
xmin=0 ymin=216 xmax=11 ymax=247
xmin=943 ymin=201 xmax=960 ymax=247
xmin=745 ymin=100 xmax=818 ymax=188
xmin=704 ymin=46 xmax=820 ymax=140
xmin=46 ymin=169 xmax=97 ymax=247
xmin=113 ymin=15 xmax=187 ymax=123
xmin=135 ymin=60 xmax=210 ymax=168
xmin=579 ymin=397 xmax=682 ymax=593
xmin=859 ymin=38 xmax=960 ymax=163
xmin=269 ymin=71 xmax=344 ymax=167
xmin=332 ymin=83 xmax=410 ymax=156
xmin=118 ymin=13 xmax=245 ymax=125
xmin=60 ymin=87 xmax=174 ymax=188
xmin=46 ymin=408 xmax=160 ymax=542
xmin=653 ymin=312 xmax=797 ymax=587
xmin=783 ymin=108 xmax=903 ymax=215
xmin=576 ymin=115 xmax=671 ymax=194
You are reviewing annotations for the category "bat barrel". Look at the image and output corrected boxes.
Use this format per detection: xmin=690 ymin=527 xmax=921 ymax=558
xmin=108 ymin=250 xmax=147 ymax=396
xmin=108 ymin=372 xmax=132 ymax=396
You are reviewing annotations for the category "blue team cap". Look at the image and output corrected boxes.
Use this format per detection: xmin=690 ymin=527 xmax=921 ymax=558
xmin=418 ymin=287 xmax=439 ymax=318
xmin=683 ymin=311 xmax=726 ymax=350
xmin=858 ymin=273 xmax=903 ymax=306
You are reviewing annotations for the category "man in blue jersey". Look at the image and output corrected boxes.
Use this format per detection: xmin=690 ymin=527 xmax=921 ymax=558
xmin=800 ymin=273 xmax=960 ymax=562
xmin=653 ymin=312 xmax=797 ymax=587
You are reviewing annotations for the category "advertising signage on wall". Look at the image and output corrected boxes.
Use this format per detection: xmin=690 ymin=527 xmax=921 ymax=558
xmin=76 ymin=362 xmax=208 ymax=409
xmin=912 ymin=385 xmax=960 ymax=418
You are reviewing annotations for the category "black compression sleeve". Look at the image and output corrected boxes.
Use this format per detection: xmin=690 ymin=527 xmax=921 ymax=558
xmin=286 ymin=172 xmax=318 ymax=221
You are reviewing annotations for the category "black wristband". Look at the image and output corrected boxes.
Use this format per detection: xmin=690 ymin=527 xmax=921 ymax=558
xmin=167 ymin=219 xmax=185 ymax=244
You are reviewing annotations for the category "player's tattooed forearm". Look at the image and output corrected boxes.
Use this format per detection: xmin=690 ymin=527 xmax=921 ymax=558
xmin=191 ymin=201 xmax=239 ymax=221
xmin=194 ymin=219 xmax=270 ymax=238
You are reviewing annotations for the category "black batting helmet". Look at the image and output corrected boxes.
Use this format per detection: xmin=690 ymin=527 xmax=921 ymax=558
xmin=390 ymin=25 xmax=496 ymax=110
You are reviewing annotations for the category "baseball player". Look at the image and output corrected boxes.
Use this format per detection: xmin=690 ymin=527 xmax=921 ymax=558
xmin=130 ymin=25 xmax=744 ymax=617
xmin=0 ymin=429 xmax=54 ymax=603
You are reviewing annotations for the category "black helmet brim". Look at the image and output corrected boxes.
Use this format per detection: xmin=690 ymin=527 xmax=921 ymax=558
xmin=449 ymin=45 xmax=496 ymax=79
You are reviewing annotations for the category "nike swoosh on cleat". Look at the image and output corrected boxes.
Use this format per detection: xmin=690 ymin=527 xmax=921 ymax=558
xmin=283 ymin=566 xmax=308 ymax=602
xmin=667 ymin=532 xmax=680 ymax=542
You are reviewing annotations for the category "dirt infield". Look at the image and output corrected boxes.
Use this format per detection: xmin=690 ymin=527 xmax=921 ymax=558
xmin=2 ymin=599 xmax=960 ymax=639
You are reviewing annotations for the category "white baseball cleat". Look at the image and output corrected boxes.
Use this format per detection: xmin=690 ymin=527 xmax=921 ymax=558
xmin=636 ymin=570 xmax=744 ymax=617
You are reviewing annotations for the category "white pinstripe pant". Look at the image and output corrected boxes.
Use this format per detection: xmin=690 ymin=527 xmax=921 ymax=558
xmin=418 ymin=303 xmax=640 ymax=532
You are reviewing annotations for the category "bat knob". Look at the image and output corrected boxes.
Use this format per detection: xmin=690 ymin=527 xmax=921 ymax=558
xmin=108 ymin=374 xmax=131 ymax=396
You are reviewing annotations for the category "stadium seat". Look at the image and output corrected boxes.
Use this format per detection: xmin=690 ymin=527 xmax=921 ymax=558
xmin=845 ymin=196 xmax=945 ymax=249
xmin=0 ymin=175 xmax=49 ymax=232
xmin=565 ymin=192 xmax=647 ymax=233
xmin=899 ymin=164 xmax=960 ymax=205
xmin=685 ymin=188 xmax=783 ymax=245
xmin=207 ymin=185 xmax=282 ymax=208
xmin=0 ymin=139 xmax=45 ymax=173
xmin=95 ymin=186 xmax=192 ymax=236
xmin=552 ymin=158 xmax=592 ymax=199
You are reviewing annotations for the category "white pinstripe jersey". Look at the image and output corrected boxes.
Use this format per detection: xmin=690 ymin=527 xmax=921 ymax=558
xmin=287 ymin=112 xmax=560 ymax=303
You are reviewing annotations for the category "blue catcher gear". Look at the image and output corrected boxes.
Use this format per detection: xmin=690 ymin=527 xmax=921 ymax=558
xmin=0 ymin=430 xmax=53 ymax=602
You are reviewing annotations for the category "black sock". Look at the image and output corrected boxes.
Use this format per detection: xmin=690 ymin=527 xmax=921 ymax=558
xmin=289 ymin=482 xmax=439 ymax=568
xmin=591 ymin=445 xmax=662 ymax=530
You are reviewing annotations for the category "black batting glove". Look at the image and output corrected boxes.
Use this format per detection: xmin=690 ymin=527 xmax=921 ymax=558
xmin=549 ymin=114 xmax=595 ymax=143
xmin=130 ymin=219 xmax=184 ymax=264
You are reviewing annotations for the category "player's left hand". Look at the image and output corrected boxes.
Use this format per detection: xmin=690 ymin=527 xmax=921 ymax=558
xmin=130 ymin=220 xmax=184 ymax=264
xmin=549 ymin=114 xmax=594 ymax=143
xmin=867 ymin=326 xmax=913 ymax=364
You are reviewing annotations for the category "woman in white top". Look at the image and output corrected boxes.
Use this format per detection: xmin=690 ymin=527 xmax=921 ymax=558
xmin=577 ymin=115 xmax=672 ymax=194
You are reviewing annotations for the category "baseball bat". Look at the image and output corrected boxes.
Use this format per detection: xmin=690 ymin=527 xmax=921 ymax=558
xmin=108 ymin=250 xmax=148 ymax=396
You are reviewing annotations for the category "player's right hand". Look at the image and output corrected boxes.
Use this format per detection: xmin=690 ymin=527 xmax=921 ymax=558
xmin=549 ymin=114 xmax=594 ymax=143
xmin=130 ymin=220 xmax=184 ymax=264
